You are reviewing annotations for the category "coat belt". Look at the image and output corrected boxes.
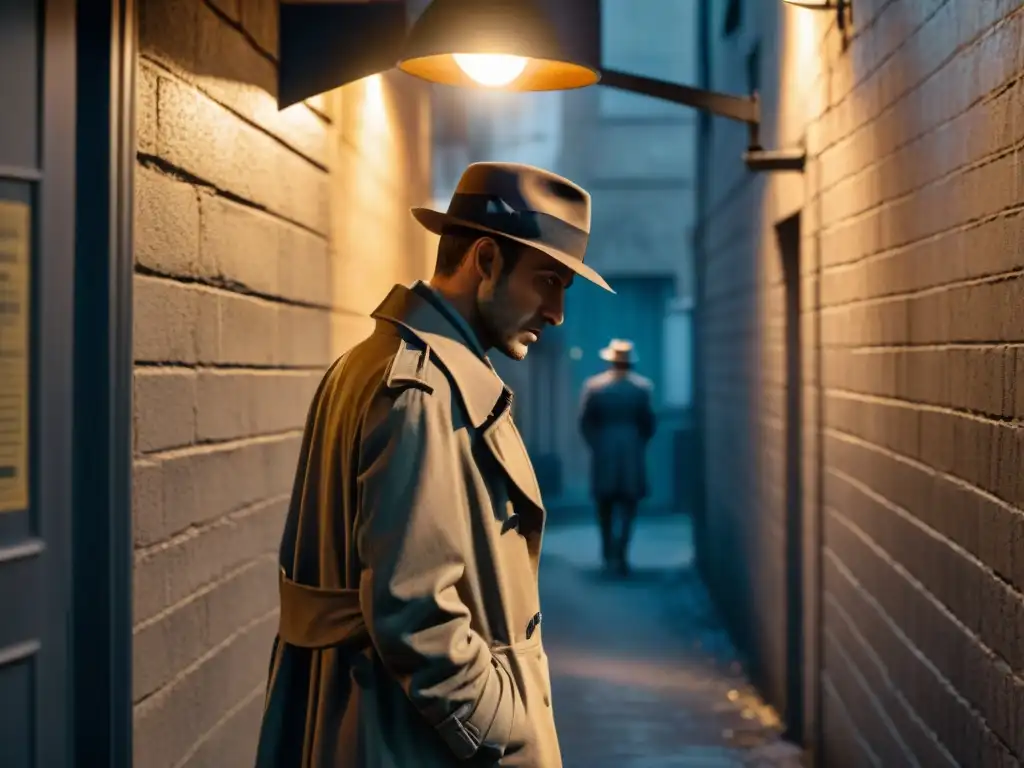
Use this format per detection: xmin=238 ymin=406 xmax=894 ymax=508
xmin=277 ymin=567 xmax=371 ymax=650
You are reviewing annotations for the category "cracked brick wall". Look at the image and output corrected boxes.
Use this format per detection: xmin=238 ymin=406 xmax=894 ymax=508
xmin=129 ymin=1 xmax=433 ymax=766
xmin=698 ymin=1 xmax=1024 ymax=766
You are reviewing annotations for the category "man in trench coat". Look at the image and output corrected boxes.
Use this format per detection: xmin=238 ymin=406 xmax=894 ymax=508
xmin=578 ymin=339 xmax=656 ymax=574
xmin=255 ymin=162 xmax=612 ymax=767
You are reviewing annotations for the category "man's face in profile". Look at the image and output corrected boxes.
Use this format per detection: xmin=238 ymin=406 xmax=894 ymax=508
xmin=477 ymin=244 xmax=573 ymax=361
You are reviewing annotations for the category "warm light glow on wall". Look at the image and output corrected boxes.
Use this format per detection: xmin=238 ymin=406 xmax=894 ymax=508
xmin=778 ymin=0 xmax=827 ymax=128
xmin=352 ymin=73 xmax=394 ymax=173
xmin=330 ymin=72 xmax=403 ymax=353
xmin=794 ymin=7 xmax=822 ymax=73
xmin=361 ymin=74 xmax=388 ymax=131
xmin=328 ymin=69 xmax=433 ymax=357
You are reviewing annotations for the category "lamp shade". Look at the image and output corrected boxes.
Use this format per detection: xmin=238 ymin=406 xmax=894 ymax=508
xmin=397 ymin=0 xmax=600 ymax=91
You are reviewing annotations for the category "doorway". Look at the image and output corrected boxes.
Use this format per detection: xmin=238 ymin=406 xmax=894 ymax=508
xmin=0 ymin=1 xmax=136 ymax=765
xmin=777 ymin=212 xmax=806 ymax=744
xmin=0 ymin=1 xmax=80 ymax=764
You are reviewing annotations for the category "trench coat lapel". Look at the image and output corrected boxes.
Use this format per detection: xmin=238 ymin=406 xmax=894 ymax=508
xmin=371 ymin=284 xmax=546 ymax=513
xmin=481 ymin=399 xmax=545 ymax=513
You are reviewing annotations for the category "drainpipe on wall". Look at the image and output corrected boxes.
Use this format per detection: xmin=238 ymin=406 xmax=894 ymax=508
xmin=691 ymin=0 xmax=712 ymax=583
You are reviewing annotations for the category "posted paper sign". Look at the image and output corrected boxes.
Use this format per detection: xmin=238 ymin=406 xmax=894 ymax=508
xmin=0 ymin=201 xmax=30 ymax=513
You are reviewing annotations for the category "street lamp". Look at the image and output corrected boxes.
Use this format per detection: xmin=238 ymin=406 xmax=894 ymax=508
xmin=395 ymin=0 xmax=600 ymax=90
xmin=278 ymin=0 xmax=841 ymax=172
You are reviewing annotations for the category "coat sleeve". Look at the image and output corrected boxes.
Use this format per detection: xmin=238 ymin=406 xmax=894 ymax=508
xmin=355 ymin=384 xmax=514 ymax=760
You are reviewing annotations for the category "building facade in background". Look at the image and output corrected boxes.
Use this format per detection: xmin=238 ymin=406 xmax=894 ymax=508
xmin=697 ymin=1 xmax=1024 ymax=766
xmin=553 ymin=0 xmax=699 ymax=516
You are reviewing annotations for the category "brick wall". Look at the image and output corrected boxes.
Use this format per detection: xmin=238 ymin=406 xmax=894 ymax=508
xmin=698 ymin=1 xmax=1024 ymax=765
xmin=130 ymin=1 xmax=433 ymax=765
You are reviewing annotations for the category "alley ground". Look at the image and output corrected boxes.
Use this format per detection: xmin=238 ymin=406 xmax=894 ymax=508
xmin=539 ymin=514 xmax=804 ymax=768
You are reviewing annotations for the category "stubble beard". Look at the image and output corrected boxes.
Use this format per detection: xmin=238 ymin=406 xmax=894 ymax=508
xmin=477 ymin=287 xmax=530 ymax=362
xmin=497 ymin=338 xmax=528 ymax=361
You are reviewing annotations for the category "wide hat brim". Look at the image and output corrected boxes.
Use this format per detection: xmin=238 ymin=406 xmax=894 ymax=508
xmin=411 ymin=207 xmax=614 ymax=293
xmin=599 ymin=347 xmax=637 ymax=363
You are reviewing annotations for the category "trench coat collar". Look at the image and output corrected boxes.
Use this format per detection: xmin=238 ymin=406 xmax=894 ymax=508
xmin=372 ymin=283 xmax=507 ymax=428
xmin=412 ymin=281 xmax=488 ymax=359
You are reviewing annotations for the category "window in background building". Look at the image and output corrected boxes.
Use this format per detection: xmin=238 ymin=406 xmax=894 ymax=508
xmin=722 ymin=0 xmax=743 ymax=37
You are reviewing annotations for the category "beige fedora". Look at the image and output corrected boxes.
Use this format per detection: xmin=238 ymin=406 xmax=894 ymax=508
xmin=599 ymin=338 xmax=637 ymax=364
xmin=411 ymin=162 xmax=612 ymax=292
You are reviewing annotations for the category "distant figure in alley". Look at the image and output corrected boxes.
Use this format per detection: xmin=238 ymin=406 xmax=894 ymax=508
xmin=579 ymin=339 xmax=657 ymax=575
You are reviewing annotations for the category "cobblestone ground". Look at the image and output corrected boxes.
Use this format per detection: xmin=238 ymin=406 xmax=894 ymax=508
xmin=539 ymin=514 xmax=804 ymax=768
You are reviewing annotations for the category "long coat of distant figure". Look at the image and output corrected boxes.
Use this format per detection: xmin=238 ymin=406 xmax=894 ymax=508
xmin=578 ymin=369 xmax=657 ymax=502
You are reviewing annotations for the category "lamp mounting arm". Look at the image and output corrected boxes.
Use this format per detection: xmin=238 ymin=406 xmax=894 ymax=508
xmin=598 ymin=68 xmax=805 ymax=173
xmin=598 ymin=68 xmax=761 ymax=149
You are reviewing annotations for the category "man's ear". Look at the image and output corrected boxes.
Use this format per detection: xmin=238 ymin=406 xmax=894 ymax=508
xmin=471 ymin=237 xmax=499 ymax=281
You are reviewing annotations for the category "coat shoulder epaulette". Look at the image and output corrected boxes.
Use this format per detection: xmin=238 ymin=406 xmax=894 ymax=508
xmin=384 ymin=338 xmax=435 ymax=395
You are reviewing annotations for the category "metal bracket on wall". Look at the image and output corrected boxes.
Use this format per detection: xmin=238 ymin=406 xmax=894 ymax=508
xmin=743 ymin=147 xmax=807 ymax=173
xmin=598 ymin=71 xmax=806 ymax=174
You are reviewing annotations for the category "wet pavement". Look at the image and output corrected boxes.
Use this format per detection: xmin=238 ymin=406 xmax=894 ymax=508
xmin=539 ymin=514 xmax=804 ymax=768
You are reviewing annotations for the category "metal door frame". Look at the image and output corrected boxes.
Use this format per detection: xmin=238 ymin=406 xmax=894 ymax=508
xmin=71 ymin=0 xmax=136 ymax=764
xmin=28 ymin=1 xmax=77 ymax=764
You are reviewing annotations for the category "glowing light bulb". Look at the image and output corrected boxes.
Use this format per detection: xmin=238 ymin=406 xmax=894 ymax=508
xmin=453 ymin=53 xmax=528 ymax=87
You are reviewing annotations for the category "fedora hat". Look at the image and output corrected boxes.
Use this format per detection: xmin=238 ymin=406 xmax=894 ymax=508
xmin=599 ymin=339 xmax=637 ymax=364
xmin=411 ymin=162 xmax=612 ymax=292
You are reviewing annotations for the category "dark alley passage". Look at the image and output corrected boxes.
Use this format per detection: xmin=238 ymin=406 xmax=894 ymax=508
xmin=10 ymin=1 xmax=1024 ymax=765
xmin=539 ymin=515 xmax=804 ymax=767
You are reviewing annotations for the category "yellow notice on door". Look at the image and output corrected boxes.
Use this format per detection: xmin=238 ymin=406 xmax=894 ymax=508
xmin=0 ymin=201 xmax=30 ymax=513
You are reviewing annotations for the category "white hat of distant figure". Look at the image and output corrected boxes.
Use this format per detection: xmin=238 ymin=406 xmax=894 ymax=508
xmin=599 ymin=339 xmax=637 ymax=365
